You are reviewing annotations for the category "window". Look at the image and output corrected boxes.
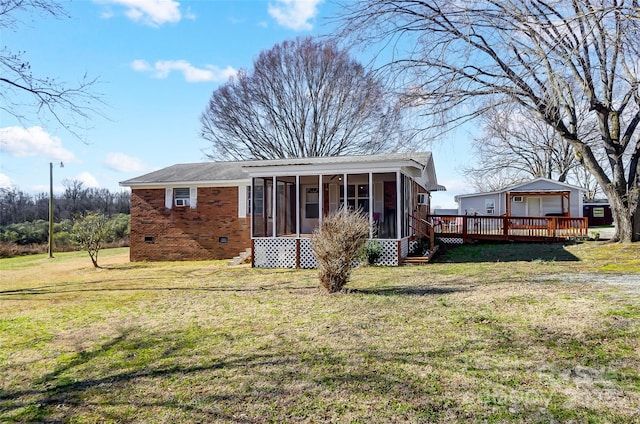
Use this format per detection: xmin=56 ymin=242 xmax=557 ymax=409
xmin=253 ymin=184 xmax=264 ymax=216
xmin=305 ymin=187 xmax=319 ymax=219
xmin=247 ymin=186 xmax=252 ymax=215
xmin=174 ymin=188 xmax=191 ymax=207
xmin=593 ymin=207 xmax=605 ymax=218
xmin=340 ymin=184 xmax=369 ymax=212
xmin=485 ymin=199 xmax=495 ymax=215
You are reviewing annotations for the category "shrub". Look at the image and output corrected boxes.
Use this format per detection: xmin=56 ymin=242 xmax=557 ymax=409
xmin=360 ymin=240 xmax=382 ymax=265
xmin=311 ymin=207 xmax=370 ymax=293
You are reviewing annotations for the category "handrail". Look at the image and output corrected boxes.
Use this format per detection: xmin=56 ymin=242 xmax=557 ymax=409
xmin=427 ymin=214 xmax=588 ymax=241
xmin=409 ymin=213 xmax=435 ymax=248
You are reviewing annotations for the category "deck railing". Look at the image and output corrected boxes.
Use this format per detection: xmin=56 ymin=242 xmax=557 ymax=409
xmin=427 ymin=215 xmax=588 ymax=242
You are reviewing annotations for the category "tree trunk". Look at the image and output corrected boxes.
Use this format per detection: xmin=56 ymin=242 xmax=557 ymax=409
xmin=604 ymin=188 xmax=640 ymax=243
xmin=572 ymin=141 xmax=639 ymax=243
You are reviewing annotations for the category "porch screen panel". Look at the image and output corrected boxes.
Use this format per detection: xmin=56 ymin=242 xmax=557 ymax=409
xmin=252 ymin=177 xmax=273 ymax=237
xmin=372 ymin=175 xmax=385 ymax=239
xmin=382 ymin=174 xmax=397 ymax=239
xmin=322 ymin=174 xmax=341 ymax=216
xmin=402 ymin=175 xmax=411 ymax=238
xmin=252 ymin=178 xmax=263 ymax=237
xmin=300 ymin=175 xmax=320 ymax=234
xmin=276 ymin=177 xmax=296 ymax=236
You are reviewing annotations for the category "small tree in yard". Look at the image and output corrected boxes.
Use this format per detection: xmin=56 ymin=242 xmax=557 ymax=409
xmin=72 ymin=212 xmax=108 ymax=268
xmin=311 ymin=207 xmax=370 ymax=293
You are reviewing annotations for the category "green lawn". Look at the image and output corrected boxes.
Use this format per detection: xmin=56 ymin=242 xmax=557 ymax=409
xmin=1 ymin=243 xmax=639 ymax=423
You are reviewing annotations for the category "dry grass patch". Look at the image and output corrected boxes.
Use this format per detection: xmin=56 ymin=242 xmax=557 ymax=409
xmin=1 ymin=243 xmax=639 ymax=422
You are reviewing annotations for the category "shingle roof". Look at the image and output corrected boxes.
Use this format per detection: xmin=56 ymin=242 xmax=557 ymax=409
xmin=120 ymin=152 xmax=436 ymax=187
xmin=119 ymin=161 xmax=248 ymax=186
xmin=241 ymin=152 xmax=433 ymax=168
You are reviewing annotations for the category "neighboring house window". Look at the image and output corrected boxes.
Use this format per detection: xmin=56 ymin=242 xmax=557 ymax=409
xmin=305 ymin=187 xmax=319 ymax=219
xmin=485 ymin=199 xmax=495 ymax=215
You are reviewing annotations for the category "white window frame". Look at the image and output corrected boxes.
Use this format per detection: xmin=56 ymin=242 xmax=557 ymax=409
xmin=305 ymin=187 xmax=320 ymax=219
xmin=170 ymin=187 xmax=196 ymax=209
xmin=485 ymin=198 xmax=495 ymax=215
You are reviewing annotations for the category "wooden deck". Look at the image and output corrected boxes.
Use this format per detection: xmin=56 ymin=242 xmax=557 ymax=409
xmin=411 ymin=214 xmax=589 ymax=244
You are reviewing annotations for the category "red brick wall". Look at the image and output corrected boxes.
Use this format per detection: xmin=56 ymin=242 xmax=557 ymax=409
xmin=130 ymin=187 xmax=250 ymax=261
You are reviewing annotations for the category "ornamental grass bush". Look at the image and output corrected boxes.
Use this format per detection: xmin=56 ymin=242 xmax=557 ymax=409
xmin=311 ymin=207 xmax=370 ymax=293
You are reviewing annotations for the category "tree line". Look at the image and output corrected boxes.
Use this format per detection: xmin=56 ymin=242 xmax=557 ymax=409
xmin=0 ymin=180 xmax=130 ymax=226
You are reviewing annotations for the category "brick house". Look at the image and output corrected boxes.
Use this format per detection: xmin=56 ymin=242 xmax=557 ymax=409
xmin=120 ymin=161 xmax=252 ymax=262
xmin=120 ymin=152 xmax=445 ymax=266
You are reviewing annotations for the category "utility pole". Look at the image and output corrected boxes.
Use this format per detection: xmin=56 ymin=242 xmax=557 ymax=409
xmin=48 ymin=162 xmax=54 ymax=258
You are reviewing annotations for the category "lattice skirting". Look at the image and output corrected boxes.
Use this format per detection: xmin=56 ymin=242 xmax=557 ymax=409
xmin=400 ymin=237 xmax=409 ymax=260
xmin=253 ymin=238 xmax=297 ymax=268
xmin=436 ymin=236 xmax=464 ymax=245
xmin=299 ymin=238 xmax=317 ymax=269
xmin=253 ymin=237 xmax=404 ymax=268
xmin=375 ymin=239 xmax=400 ymax=266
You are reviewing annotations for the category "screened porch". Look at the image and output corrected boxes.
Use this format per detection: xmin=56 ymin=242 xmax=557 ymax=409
xmin=250 ymin=171 xmax=428 ymax=268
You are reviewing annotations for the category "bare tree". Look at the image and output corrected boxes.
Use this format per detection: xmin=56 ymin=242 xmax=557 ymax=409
xmin=338 ymin=0 xmax=640 ymax=242
xmin=0 ymin=0 xmax=102 ymax=138
xmin=465 ymin=105 xmax=604 ymax=193
xmin=61 ymin=178 xmax=83 ymax=213
xmin=201 ymin=37 xmax=408 ymax=160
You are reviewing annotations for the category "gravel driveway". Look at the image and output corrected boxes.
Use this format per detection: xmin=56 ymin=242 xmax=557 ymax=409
xmin=547 ymin=273 xmax=640 ymax=295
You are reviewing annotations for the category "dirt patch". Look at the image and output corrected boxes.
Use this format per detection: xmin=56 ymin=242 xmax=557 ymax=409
xmin=544 ymin=273 xmax=640 ymax=295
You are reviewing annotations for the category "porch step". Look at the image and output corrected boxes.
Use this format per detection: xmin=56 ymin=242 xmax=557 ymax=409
xmin=402 ymin=245 xmax=439 ymax=265
xmin=228 ymin=248 xmax=252 ymax=266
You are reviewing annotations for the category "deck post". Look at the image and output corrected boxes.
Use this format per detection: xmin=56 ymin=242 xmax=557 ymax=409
xmin=295 ymin=238 xmax=301 ymax=269
xmin=429 ymin=224 xmax=435 ymax=250
xmin=503 ymin=216 xmax=509 ymax=237
xmin=462 ymin=215 xmax=468 ymax=241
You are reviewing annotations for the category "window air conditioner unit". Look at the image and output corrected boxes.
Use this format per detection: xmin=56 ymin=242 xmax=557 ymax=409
xmin=175 ymin=198 xmax=189 ymax=207
xmin=513 ymin=196 xmax=524 ymax=203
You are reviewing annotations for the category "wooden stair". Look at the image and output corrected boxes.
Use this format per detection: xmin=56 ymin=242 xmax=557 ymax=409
xmin=402 ymin=245 xmax=439 ymax=265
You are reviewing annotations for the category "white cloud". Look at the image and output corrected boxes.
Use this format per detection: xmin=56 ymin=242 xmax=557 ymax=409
xmin=94 ymin=0 xmax=190 ymax=27
xmin=131 ymin=59 xmax=237 ymax=82
xmin=0 ymin=126 xmax=77 ymax=163
xmin=104 ymin=152 xmax=145 ymax=173
xmin=131 ymin=59 xmax=151 ymax=72
xmin=268 ymin=0 xmax=323 ymax=31
xmin=76 ymin=172 xmax=100 ymax=188
xmin=0 ymin=173 xmax=14 ymax=189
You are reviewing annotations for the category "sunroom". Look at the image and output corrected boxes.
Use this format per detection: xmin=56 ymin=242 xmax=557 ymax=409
xmin=243 ymin=153 xmax=444 ymax=268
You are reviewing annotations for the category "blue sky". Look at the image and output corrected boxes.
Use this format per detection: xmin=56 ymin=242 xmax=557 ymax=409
xmin=0 ymin=0 xmax=473 ymax=209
